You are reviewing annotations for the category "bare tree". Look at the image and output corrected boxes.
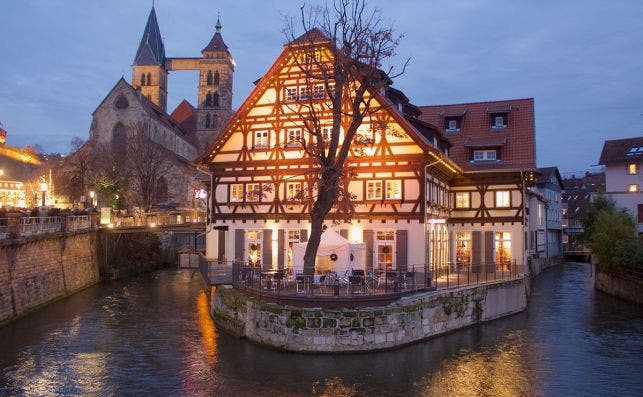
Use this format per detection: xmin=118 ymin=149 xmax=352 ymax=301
xmin=125 ymin=122 xmax=172 ymax=212
xmin=283 ymin=0 xmax=406 ymax=275
xmin=61 ymin=137 xmax=90 ymax=203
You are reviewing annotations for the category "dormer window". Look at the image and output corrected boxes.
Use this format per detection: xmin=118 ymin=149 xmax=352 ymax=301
xmin=445 ymin=117 xmax=461 ymax=132
xmin=627 ymin=146 xmax=643 ymax=155
xmin=473 ymin=149 xmax=497 ymax=161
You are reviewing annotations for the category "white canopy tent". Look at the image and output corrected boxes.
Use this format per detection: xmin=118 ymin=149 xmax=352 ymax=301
xmin=292 ymin=228 xmax=366 ymax=275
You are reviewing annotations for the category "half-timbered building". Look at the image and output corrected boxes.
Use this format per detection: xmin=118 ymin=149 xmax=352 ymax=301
xmin=199 ymin=32 xmax=537 ymax=275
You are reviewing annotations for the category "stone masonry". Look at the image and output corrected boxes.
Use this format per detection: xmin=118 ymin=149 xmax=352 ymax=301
xmin=211 ymin=279 xmax=527 ymax=353
xmin=0 ymin=231 xmax=100 ymax=322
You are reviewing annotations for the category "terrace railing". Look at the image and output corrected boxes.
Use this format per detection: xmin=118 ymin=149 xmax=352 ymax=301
xmin=68 ymin=215 xmax=91 ymax=232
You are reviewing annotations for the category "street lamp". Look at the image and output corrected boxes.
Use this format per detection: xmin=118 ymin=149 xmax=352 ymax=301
xmin=89 ymin=190 xmax=96 ymax=208
xmin=39 ymin=182 xmax=48 ymax=207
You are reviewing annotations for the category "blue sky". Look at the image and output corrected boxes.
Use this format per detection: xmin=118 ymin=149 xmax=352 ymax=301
xmin=1 ymin=0 xmax=642 ymax=174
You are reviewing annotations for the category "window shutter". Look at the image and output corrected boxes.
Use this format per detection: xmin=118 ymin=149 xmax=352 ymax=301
xmin=396 ymin=230 xmax=408 ymax=272
xmin=263 ymin=229 xmax=272 ymax=270
xmin=339 ymin=229 xmax=349 ymax=239
xmin=234 ymin=229 xmax=245 ymax=263
xmin=218 ymin=230 xmax=225 ymax=262
xmin=364 ymin=229 xmax=374 ymax=270
xmin=300 ymin=229 xmax=308 ymax=242
xmin=485 ymin=231 xmax=495 ymax=272
xmin=277 ymin=229 xmax=285 ymax=269
xmin=472 ymin=231 xmax=482 ymax=272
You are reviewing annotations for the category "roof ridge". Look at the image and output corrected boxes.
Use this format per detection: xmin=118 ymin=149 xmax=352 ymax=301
xmin=419 ymin=97 xmax=534 ymax=108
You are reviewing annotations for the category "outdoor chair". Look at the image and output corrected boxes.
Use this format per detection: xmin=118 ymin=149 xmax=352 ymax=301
xmin=317 ymin=275 xmax=327 ymax=294
xmin=273 ymin=271 xmax=285 ymax=290
xmin=348 ymin=275 xmax=364 ymax=295
xmin=295 ymin=275 xmax=307 ymax=294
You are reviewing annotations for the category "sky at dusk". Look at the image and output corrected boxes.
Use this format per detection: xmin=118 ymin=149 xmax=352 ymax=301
xmin=1 ymin=0 xmax=642 ymax=175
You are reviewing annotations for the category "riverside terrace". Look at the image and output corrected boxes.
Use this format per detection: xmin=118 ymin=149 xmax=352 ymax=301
xmin=199 ymin=259 xmax=525 ymax=307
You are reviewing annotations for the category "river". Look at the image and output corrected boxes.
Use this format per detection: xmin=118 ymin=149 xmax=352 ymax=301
xmin=1 ymin=262 xmax=642 ymax=396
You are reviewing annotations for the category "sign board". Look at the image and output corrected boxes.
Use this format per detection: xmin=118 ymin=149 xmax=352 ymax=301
xmin=100 ymin=207 xmax=112 ymax=225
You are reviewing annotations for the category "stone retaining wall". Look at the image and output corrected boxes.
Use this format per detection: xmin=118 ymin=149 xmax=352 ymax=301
xmin=0 ymin=231 xmax=100 ymax=323
xmin=595 ymin=269 xmax=643 ymax=305
xmin=210 ymin=279 xmax=527 ymax=353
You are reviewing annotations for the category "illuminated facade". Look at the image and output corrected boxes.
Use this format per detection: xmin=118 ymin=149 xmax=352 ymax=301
xmin=0 ymin=126 xmax=43 ymax=208
xmin=199 ymin=31 xmax=537 ymax=273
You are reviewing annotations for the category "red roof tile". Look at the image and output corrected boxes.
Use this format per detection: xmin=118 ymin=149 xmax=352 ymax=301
xmin=419 ymin=98 xmax=536 ymax=171
xmin=598 ymin=136 xmax=643 ymax=165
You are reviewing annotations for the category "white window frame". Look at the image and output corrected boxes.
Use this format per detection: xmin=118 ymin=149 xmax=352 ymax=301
xmin=473 ymin=150 xmax=497 ymax=161
xmin=385 ymin=180 xmax=402 ymax=200
xmin=321 ymin=126 xmax=332 ymax=144
xmin=628 ymin=163 xmax=638 ymax=175
xmin=287 ymin=129 xmax=302 ymax=147
xmin=628 ymin=184 xmax=639 ymax=193
xmin=286 ymin=182 xmax=303 ymax=200
xmin=312 ymin=85 xmax=325 ymax=99
xmin=366 ymin=180 xmax=383 ymax=200
xmin=455 ymin=192 xmax=470 ymax=208
xmin=253 ymin=130 xmax=269 ymax=149
xmin=230 ymin=183 xmax=244 ymax=202
xmin=246 ymin=230 xmax=263 ymax=265
xmin=374 ymin=230 xmax=395 ymax=270
xmin=495 ymin=190 xmax=510 ymax=207
xmin=246 ymin=183 xmax=261 ymax=202
xmin=447 ymin=119 xmax=458 ymax=131
xmin=493 ymin=115 xmax=506 ymax=128
xmin=299 ymin=87 xmax=310 ymax=101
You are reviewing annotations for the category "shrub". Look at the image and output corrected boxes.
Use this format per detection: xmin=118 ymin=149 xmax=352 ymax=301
xmin=589 ymin=208 xmax=642 ymax=270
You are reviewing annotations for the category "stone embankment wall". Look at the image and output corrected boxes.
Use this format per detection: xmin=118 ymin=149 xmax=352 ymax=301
xmin=595 ymin=269 xmax=643 ymax=305
xmin=210 ymin=279 xmax=527 ymax=353
xmin=529 ymin=256 xmax=564 ymax=278
xmin=0 ymin=232 xmax=100 ymax=323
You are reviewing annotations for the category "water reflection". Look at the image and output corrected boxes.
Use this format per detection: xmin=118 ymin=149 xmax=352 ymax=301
xmin=0 ymin=264 xmax=642 ymax=396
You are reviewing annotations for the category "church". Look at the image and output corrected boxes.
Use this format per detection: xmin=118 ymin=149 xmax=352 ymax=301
xmin=86 ymin=6 xmax=234 ymax=208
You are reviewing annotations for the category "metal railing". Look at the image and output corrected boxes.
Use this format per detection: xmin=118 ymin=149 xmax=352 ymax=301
xmin=68 ymin=215 xmax=91 ymax=232
xmin=0 ymin=218 xmax=7 ymax=239
xmin=200 ymin=259 xmax=524 ymax=298
xmin=113 ymin=210 xmax=206 ymax=228
xmin=20 ymin=216 xmax=62 ymax=236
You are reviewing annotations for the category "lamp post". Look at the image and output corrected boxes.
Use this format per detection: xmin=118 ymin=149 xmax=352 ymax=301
xmin=39 ymin=182 xmax=48 ymax=207
xmin=89 ymin=190 xmax=96 ymax=209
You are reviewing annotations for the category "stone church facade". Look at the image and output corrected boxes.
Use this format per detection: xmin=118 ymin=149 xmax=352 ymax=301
xmin=84 ymin=6 xmax=234 ymax=209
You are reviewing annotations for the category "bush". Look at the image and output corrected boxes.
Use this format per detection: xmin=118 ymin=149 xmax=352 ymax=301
xmin=589 ymin=208 xmax=643 ymax=270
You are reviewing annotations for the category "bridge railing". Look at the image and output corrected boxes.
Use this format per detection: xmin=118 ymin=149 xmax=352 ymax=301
xmin=112 ymin=210 xmax=206 ymax=228
xmin=20 ymin=216 xmax=62 ymax=236
xmin=68 ymin=215 xmax=91 ymax=232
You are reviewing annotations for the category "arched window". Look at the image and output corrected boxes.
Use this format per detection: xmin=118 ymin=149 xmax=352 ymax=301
xmin=214 ymin=70 xmax=220 ymax=85
xmin=141 ymin=73 xmax=146 ymax=86
xmin=205 ymin=114 xmax=211 ymax=128
xmin=213 ymin=91 xmax=219 ymax=107
xmin=205 ymin=92 xmax=212 ymax=107
xmin=111 ymin=123 xmax=127 ymax=162
xmin=147 ymin=73 xmax=152 ymax=85
xmin=212 ymin=114 xmax=218 ymax=129
xmin=206 ymin=70 xmax=213 ymax=85
xmin=114 ymin=94 xmax=129 ymax=109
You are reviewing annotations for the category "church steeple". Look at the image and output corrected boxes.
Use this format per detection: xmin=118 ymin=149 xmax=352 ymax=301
xmin=202 ymin=16 xmax=229 ymax=55
xmin=133 ymin=7 xmax=166 ymax=66
xmin=132 ymin=7 xmax=168 ymax=111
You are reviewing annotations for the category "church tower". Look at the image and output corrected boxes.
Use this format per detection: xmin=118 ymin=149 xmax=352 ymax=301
xmin=132 ymin=7 xmax=168 ymax=111
xmin=196 ymin=17 xmax=234 ymax=150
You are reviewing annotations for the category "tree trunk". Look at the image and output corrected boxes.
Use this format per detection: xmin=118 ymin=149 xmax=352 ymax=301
xmin=302 ymin=169 xmax=339 ymax=275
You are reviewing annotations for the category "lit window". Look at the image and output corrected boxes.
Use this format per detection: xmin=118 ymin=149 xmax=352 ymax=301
xmin=385 ymin=180 xmax=402 ymax=199
xmin=628 ymin=184 xmax=639 ymax=192
xmin=455 ymin=192 xmax=470 ymax=208
xmin=246 ymin=183 xmax=260 ymax=201
xmin=287 ymin=129 xmax=302 ymax=147
xmin=366 ymin=180 xmax=383 ymax=200
xmin=376 ymin=230 xmax=395 ymax=241
xmin=495 ymin=232 xmax=512 ymax=265
xmin=473 ymin=150 xmax=497 ymax=161
xmin=254 ymin=131 xmax=269 ymax=149
xmin=246 ymin=230 xmax=263 ymax=265
xmin=495 ymin=191 xmax=510 ymax=207
xmin=628 ymin=163 xmax=638 ymax=174
xmin=286 ymin=182 xmax=302 ymax=200
xmin=230 ymin=184 xmax=244 ymax=202
xmin=285 ymin=87 xmax=297 ymax=101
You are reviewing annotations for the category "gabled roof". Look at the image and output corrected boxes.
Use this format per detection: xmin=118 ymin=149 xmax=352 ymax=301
xmin=197 ymin=40 xmax=461 ymax=175
xmin=92 ymin=78 xmax=196 ymax=149
xmin=536 ymin=166 xmax=563 ymax=188
xmin=419 ymin=98 xmax=536 ymax=172
xmin=287 ymin=28 xmax=331 ymax=46
xmin=202 ymin=17 xmax=229 ymax=53
xmin=170 ymin=100 xmax=198 ymax=146
xmin=599 ymin=136 xmax=643 ymax=164
xmin=133 ymin=7 xmax=166 ymax=66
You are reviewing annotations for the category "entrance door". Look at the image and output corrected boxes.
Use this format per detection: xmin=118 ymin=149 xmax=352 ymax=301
xmin=376 ymin=243 xmax=394 ymax=270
